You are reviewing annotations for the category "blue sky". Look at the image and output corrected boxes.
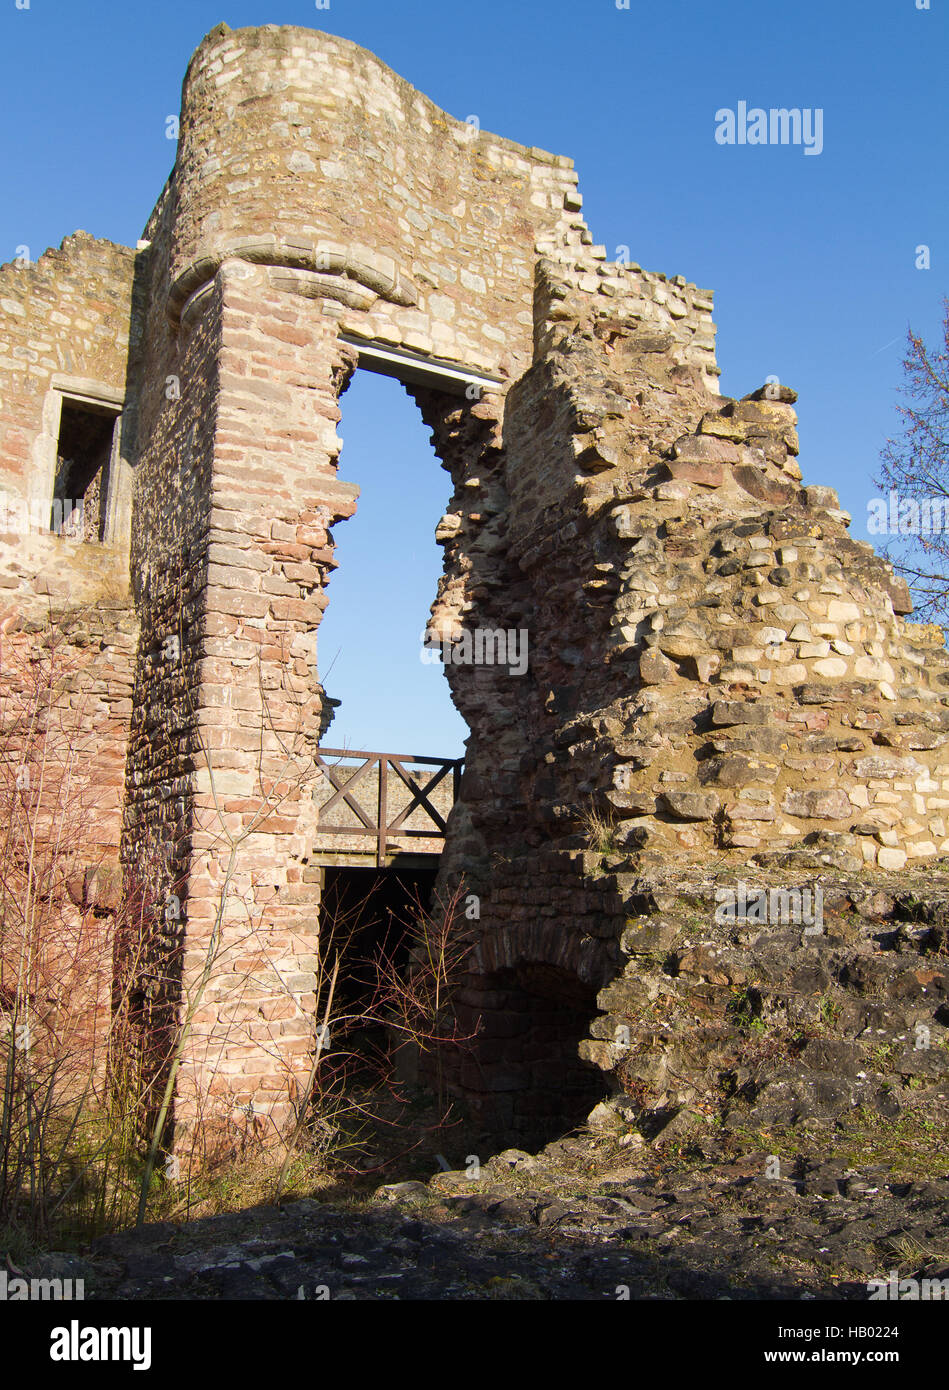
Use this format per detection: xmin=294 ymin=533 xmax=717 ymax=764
xmin=1 ymin=0 xmax=946 ymax=755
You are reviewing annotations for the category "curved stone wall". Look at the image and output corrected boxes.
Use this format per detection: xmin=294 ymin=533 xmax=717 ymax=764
xmin=163 ymin=23 xmax=586 ymax=379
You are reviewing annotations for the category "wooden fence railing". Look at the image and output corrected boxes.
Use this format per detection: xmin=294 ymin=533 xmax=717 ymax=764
xmin=313 ymin=748 xmax=464 ymax=867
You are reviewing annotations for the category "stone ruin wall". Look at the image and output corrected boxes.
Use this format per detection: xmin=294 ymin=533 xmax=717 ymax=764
xmin=116 ymin=21 xmax=616 ymax=1140
xmin=432 ymin=262 xmax=949 ymax=1142
xmin=2 ymin=22 xmax=948 ymax=1152
xmin=0 ymin=233 xmax=140 ymax=1076
xmin=0 ymin=230 xmax=139 ymax=865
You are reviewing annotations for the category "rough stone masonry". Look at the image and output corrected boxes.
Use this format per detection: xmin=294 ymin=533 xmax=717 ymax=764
xmin=1 ymin=23 xmax=948 ymax=1154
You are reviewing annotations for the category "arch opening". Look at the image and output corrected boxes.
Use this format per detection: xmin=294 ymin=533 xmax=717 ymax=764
xmin=317 ymin=864 xmax=438 ymax=1082
xmin=306 ymin=365 xmax=474 ymax=1140
xmin=456 ymin=962 xmax=608 ymax=1152
xmin=315 ymin=367 xmax=467 ymax=758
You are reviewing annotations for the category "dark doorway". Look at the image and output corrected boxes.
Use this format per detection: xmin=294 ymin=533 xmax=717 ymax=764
xmin=456 ymin=962 xmax=607 ymax=1150
xmin=319 ymin=864 xmax=439 ymax=1079
xmin=51 ymin=400 xmax=118 ymax=540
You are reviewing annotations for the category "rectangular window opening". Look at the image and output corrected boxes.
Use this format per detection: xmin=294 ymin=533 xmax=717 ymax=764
xmin=51 ymin=398 xmax=120 ymax=541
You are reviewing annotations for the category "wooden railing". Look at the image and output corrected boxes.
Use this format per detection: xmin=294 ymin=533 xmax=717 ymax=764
xmin=313 ymin=748 xmax=464 ymax=867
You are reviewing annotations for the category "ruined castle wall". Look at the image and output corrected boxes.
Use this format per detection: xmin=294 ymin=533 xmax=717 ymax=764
xmin=174 ymin=266 xmax=359 ymax=1133
xmin=533 ymin=252 xmax=720 ymax=393
xmin=432 ymin=269 xmax=949 ymax=1140
xmin=123 ymin=198 xmax=220 ymax=894
xmin=120 ymin=21 xmax=623 ymax=1136
xmin=0 ymin=231 xmax=140 ymax=862
xmin=0 ymin=234 xmax=140 ymax=1080
xmin=8 ymin=22 xmax=947 ymax=1150
xmin=125 ymin=202 xmax=371 ymax=1132
xmin=121 ymin=240 xmax=223 ymax=1129
xmin=0 ymin=233 xmax=137 ymax=601
xmin=449 ymin=279 xmax=949 ymax=889
xmin=159 ymin=24 xmax=588 ymax=380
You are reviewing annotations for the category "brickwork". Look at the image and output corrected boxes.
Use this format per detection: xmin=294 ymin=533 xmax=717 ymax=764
xmin=162 ymin=23 xmax=587 ymax=382
xmin=0 ymin=231 xmax=140 ymax=1088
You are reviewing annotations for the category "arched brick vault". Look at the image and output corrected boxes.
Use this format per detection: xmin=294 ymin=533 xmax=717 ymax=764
xmin=5 ymin=21 xmax=949 ymax=1151
xmin=471 ymin=921 xmax=615 ymax=991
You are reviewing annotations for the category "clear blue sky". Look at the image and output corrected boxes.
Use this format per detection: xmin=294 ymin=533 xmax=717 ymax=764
xmin=2 ymin=0 xmax=946 ymax=755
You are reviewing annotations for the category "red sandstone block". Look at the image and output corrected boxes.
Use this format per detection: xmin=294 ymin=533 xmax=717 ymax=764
xmin=266 ymin=324 xmax=313 ymax=347
xmin=203 ymin=612 xmax=240 ymax=637
xmin=205 ymin=564 xmax=262 ymax=591
xmin=207 ymin=543 xmax=270 ymax=571
xmin=260 ymin=575 xmax=301 ymax=597
xmin=204 ymin=591 xmax=271 ymax=619
xmin=295 ymin=526 xmax=328 ymax=548
xmin=189 ymin=1008 xmax=220 ymax=1026
xmin=215 ymin=465 xmax=293 ymax=489
xmin=281 ymin=563 xmax=321 ymax=584
xmin=252 ymin=815 xmax=300 ymax=834
xmin=665 ymin=457 xmax=724 ymax=487
xmin=269 ymin=597 xmax=324 ymax=621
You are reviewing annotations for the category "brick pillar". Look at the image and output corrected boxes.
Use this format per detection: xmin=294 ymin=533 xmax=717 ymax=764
xmin=173 ymin=260 xmax=358 ymax=1147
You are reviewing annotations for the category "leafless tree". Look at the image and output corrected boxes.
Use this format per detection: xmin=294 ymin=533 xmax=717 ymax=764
xmin=877 ymin=299 xmax=949 ymax=621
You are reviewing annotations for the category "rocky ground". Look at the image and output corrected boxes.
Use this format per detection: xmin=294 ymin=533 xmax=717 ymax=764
xmin=23 ymin=1123 xmax=949 ymax=1301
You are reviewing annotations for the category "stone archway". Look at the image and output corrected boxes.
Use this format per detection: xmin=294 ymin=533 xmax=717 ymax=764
xmin=456 ymin=962 xmax=608 ymax=1150
xmin=446 ymin=918 xmax=615 ymax=1149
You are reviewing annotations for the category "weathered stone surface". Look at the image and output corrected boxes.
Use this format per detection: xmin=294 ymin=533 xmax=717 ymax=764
xmin=662 ymin=790 xmax=720 ymax=821
xmin=698 ymin=754 xmax=779 ymax=788
xmin=711 ymin=701 xmax=776 ymax=727
xmin=670 ymin=434 xmax=739 ymax=466
xmin=733 ymin=464 xmax=795 ymax=505
xmin=852 ymin=756 xmax=919 ymax=779
xmin=639 ymin=648 xmax=677 ymax=683
xmin=803 ymin=485 xmax=840 ymax=510
xmin=781 ymin=788 xmax=852 ymax=820
xmin=664 ymin=457 xmax=724 ymax=487
xmin=656 ymin=622 xmax=709 ymax=659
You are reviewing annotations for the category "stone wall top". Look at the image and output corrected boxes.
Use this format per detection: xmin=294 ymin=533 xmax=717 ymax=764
xmin=152 ymin=23 xmax=591 ymax=381
xmin=0 ymin=232 xmax=138 ymax=603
